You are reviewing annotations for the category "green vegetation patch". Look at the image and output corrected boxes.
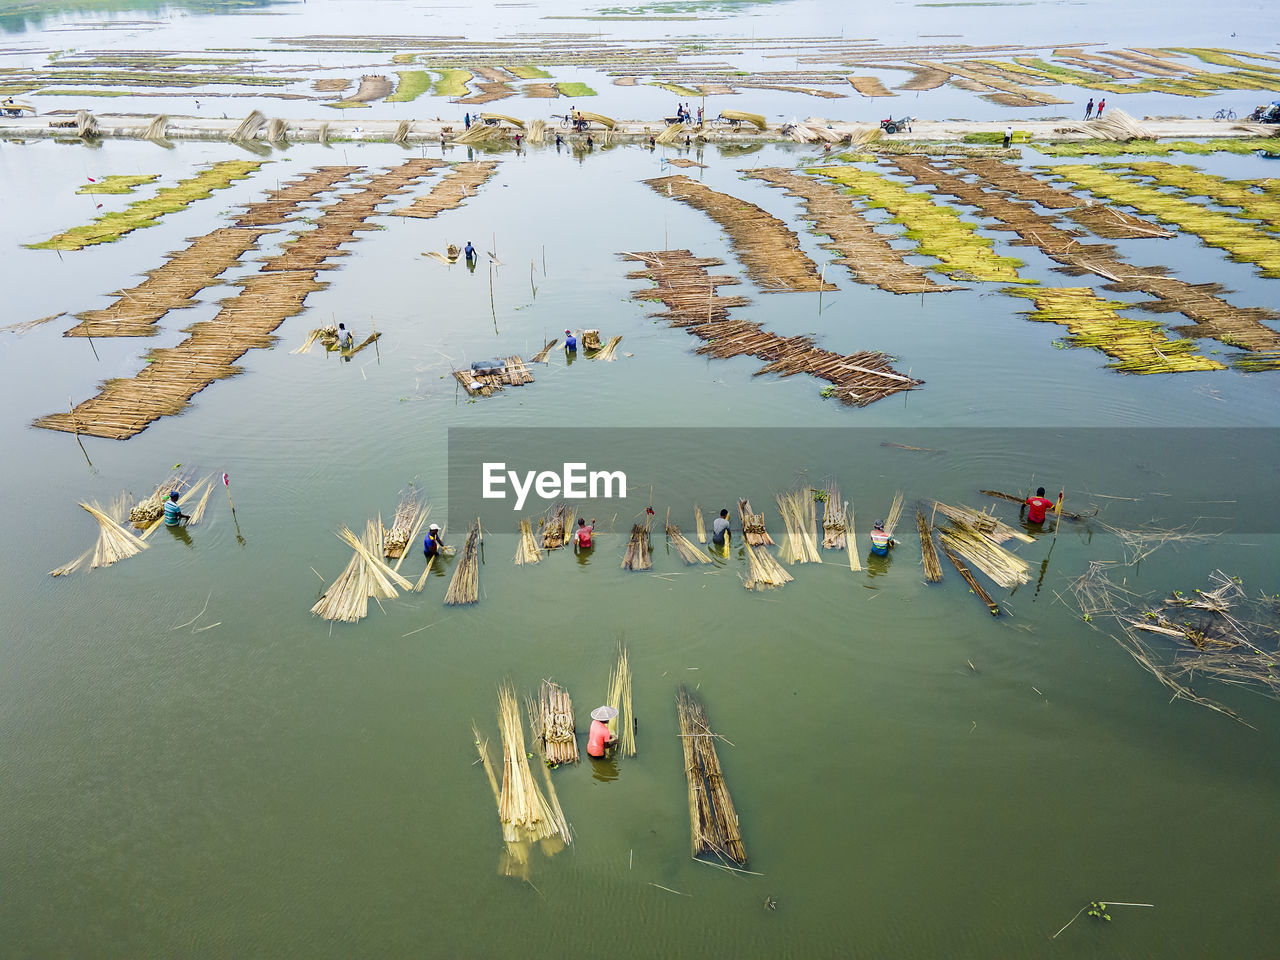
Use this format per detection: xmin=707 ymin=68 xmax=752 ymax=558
xmin=814 ymin=165 xmax=1028 ymax=284
xmin=556 ymin=81 xmax=598 ymax=98
xmin=430 ymin=68 xmax=471 ymax=98
xmin=646 ymin=80 xmax=700 ymax=97
xmin=963 ymin=130 xmax=1032 ymax=144
xmin=29 ymin=159 xmax=264 ymax=251
xmin=387 ymin=70 xmax=430 ymax=102
xmin=1037 ymin=137 xmax=1280 ymax=158
xmin=508 ymin=65 xmax=551 ymax=79
xmin=77 ymin=174 xmax=158 ymax=195
xmin=1118 ymin=161 xmax=1280 ymax=229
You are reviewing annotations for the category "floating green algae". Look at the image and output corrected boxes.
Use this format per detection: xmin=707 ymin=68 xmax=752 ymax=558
xmin=1117 ymin=161 xmax=1280 ymax=229
xmin=647 ymin=80 xmax=701 ymax=97
xmin=430 ymin=68 xmax=471 ymax=98
xmin=76 ymin=174 xmax=158 ymax=195
xmin=962 ymin=130 xmax=1032 ymax=144
xmin=1005 ymin=286 xmax=1225 ymax=374
xmin=387 ymin=70 xmax=430 ymax=102
xmin=29 ymin=160 xmax=264 ymax=251
xmin=1047 ymin=164 xmax=1280 ymax=278
xmin=813 ymin=165 xmax=1028 ymax=284
xmin=508 ymin=65 xmax=551 ymax=79
xmin=556 ymin=81 xmax=598 ymax=98
xmin=1036 ymin=137 xmax=1280 ymax=158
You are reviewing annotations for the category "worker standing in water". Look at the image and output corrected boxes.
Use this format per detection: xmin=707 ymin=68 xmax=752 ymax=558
xmin=564 ymin=328 xmax=577 ymax=353
xmin=423 ymin=523 xmax=444 ymax=559
xmin=1024 ymin=487 xmax=1056 ymax=525
xmin=869 ymin=519 xmax=895 ymax=556
xmin=163 ymin=491 xmax=190 ymax=527
xmin=587 ymin=705 xmax=618 ymax=757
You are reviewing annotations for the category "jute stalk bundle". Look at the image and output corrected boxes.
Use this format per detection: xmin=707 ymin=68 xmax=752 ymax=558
xmin=667 ymin=521 xmax=712 ymax=564
xmin=694 ymin=504 xmax=707 ymax=544
xmin=130 ymin=470 xmax=195 ymax=527
xmin=883 ymin=490 xmax=905 ymax=538
xmin=384 ymin=488 xmax=429 ymax=559
xmin=775 ymin=490 xmax=822 ymax=564
xmin=941 ymin=543 xmax=1000 ymax=616
xmin=137 ymin=474 xmax=211 ymax=540
xmin=741 ymin=538 xmax=793 ymax=590
xmin=496 ymin=683 xmax=570 ymax=845
xmin=186 ymin=476 xmax=215 ymax=526
xmin=621 ymin=523 xmax=653 ymax=571
xmin=530 ymin=680 xmax=578 ymax=765
xmin=607 ymin=645 xmax=636 ymax=757
xmin=50 ymin=496 xmax=148 ymax=576
xmin=530 ymin=338 xmax=559 ymax=363
xmin=930 ymin=500 xmax=1032 ymax=544
xmin=444 ymin=522 xmax=481 ymax=605
xmin=937 ymin=523 xmax=1030 ymax=590
xmin=655 ymin=121 xmax=685 ymax=145
xmin=677 ymin=685 xmax=747 ymax=865
xmin=917 ymin=508 xmax=943 ymax=583
xmin=472 ymin=725 xmax=531 ymax=881
xmin=312 ymin=519 xmax=414 ymax=622
xmin=542 ymin=501 xmax=570 ymax=549
xmin=718 ymin=108 xmax=765 ymax=130
xmin=821 ymin=482 xmax=847 ymax=549
xmin=514 ymin=518 xmax=541 ymax=565
xmin=846 ymin=496 xmax=860 ymax=571
xmin=737 ymin=498 xmax=773 ymax=546
xmin=582 ymin=329 xmax=603 ymax=351
xmin=597 ymin=335 xmax=623 ymax=361
xmin=292 ymin=325 xmax=338 ymax=353
xmin=230 ymin=109 xmax=266 ymax=141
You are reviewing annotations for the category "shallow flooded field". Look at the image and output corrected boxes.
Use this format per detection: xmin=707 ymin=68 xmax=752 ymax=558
xmin=2 ymin=2 xmax=1280 ymax=957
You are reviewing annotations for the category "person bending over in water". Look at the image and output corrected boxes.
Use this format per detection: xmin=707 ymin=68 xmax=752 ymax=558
xmin=869 ymin=519 xmax=895 ymax=556
xmin=163 ymin=491 xmax=190 ymax=527
xmin=711 ymin=508 xmax=731 ymax=548
xmin=574 ymin=517 xmax=594 ymax=551
xmin=1024 ymin=487 xmax=1056 ymax=525
xmin=587 ymin=705 xmax=618 ymax=757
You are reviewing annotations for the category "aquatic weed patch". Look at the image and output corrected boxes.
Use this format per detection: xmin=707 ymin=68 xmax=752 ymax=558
xmin=1118 ymin=161 xmax=1280 ymax=229
xmin=76 ymin=174 xmax=158 ymax=195
xmin=1036 ymin=137 xmax=1280 ymax=158
xmin=29 ymin=160 xmax=264 ymax=251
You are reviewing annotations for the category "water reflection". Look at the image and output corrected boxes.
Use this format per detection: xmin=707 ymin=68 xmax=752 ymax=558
xmin=167 ymin=524 xmax=194 ymax=549
xmin=590 ymin=755 xmax=619 ymax=782
xmin=864 ymin=551 xmax=892 ymax=578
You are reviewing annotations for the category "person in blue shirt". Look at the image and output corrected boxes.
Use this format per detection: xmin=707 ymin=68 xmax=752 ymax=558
xmin=464 ymin=241 xmax=476 ymax=263
xmin=163 ymin=491 xmax=189 ymax=527
xmin=564 ymin=328 xmax=577 ymax=352
xmin=423 ymin=523 xmax=443 ymax=559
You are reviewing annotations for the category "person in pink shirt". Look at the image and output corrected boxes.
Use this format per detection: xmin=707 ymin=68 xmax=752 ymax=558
xmin=587 ymin=705 xmax=618 ymax=757
xmin=574 ymin=517 xmax=595 ymax=551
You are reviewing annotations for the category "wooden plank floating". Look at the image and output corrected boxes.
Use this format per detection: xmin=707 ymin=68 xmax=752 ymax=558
xmin=68 ymin=166 xmax=365 ymax=339
xmin=643 ymin=175 xmax=835 ymax=293
xmin=885 ymin=155 xmax=1280 ymax=355
xmin=746 ymin=167 xmax=963 ymax=294
xmin=36 ymin=159 xmax=439 ymax=440
xmin=451 ymin=356 xmax=534 ymax=397
xmin=392 ymin=160 xmax=498 ymax=218
xmin=623 ymin=249 xmax=921 ymax=406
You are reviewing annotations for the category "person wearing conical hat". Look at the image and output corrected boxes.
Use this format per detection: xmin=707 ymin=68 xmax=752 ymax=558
xmin=587 ymin=705 xmax=618 ymax=758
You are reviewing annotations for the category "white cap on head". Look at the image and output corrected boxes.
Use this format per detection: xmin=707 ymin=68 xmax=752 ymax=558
xmin=429 ymin=523 xmax=440 ymax=532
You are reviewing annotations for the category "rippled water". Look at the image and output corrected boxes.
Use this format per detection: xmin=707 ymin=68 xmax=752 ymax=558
xmin=3 ymin=3 xmax=1280 ymax=957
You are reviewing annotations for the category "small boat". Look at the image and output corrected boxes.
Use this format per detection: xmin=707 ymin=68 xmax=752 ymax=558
xmin=1257 ymin=150 xmax=1280 ymax=160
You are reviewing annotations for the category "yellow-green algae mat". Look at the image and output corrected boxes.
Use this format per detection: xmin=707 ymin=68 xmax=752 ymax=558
xmin=812 ymin=165 xmax=1029 ymax=284
xmin=28 ymin=160 xmax=264 ymax=251
xmin=1006 ymin=287 xmax=1224 ymax=374
xmin=1047 ymin=164 xmax=1280 ymax=278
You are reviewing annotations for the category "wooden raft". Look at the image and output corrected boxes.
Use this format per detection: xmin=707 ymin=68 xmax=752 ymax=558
xmin=643 ymin=175 xmax=835 ymax=293
xmin=887 ymin=155 xmax=1280 ymax=354
xmin=392 ymin=161 xmax=498 ymax=218
xmin=452 ymin=356 xmax=534 ymax=397
xmin=747 ymin=168 xmax=962 ymax=295
xmin=622 ymin=249 xmax=921 ymax=406
xmin=36 ymin=160 xmax=438 ymax=440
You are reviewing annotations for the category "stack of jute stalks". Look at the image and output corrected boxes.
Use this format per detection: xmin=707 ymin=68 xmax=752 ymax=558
xmin=694 ymin=505 xmax=708 ymax=544
xmin=677 ymin=685 xmax=747 ymax=865
xmin=916 ymin=507 xmax=943 ymax=582
xmin=497 ymin=682 xmax=571 ymax=846
xmin=607 ymin=645 xmax=636 ymax=757
xmin=667 ymin=520 xmax=712 ymax=564
xmin=821 ymin=482 xmax=847 ymax=550
xmin=742 ymin=538 xmax=792 ymax=590
xmin=513 ymin=518 xmax=541 ymax=565
xmin=542 ymin=502 xmax=570 ymax=549
xmin=932 ymin=500 xmax=1031 ymax=590
xmin=312 ymin=518 xmax=413 ymax=622
xmin=383 ymin=488 xmax=429 ymax=559
xmin=445 ymin=522 xmax=482 ymax=605
xmin=582 ymin=329 xmax=603 ymax=350
xmin=597 ymin=335 xmax=623 ymax=361
xmin=621 ymin=523 xmax=652 ymax=571
xmin=776 ymin=488 xmax=822 ymax=564
xmin=883 ymin=490 xmax=905 ymax=539
xmin=129 ymin=470 xmax=195 ymax=527
xmin=530 ymin=680 xmax=578 ymax=765
xmin=471 ymin=724 xmax=532 ymax=880
xmin=50 ymin=496 xmax=148 ymax=576
xmin=737 ymin=498 xmax=773 ymax=546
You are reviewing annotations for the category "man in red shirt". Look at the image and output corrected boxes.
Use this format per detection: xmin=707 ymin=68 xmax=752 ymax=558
xmin=1024 ymin=487 xmax=1056 ymax=525
xmin=574 ymin=517 xmax=595 ymax=550
xmin=587 ymin=705 xmax=618 ymax=757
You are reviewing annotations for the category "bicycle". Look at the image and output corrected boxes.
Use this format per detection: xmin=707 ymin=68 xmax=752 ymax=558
xmin=1213 ymin=108 xmax=1236 ymax=121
